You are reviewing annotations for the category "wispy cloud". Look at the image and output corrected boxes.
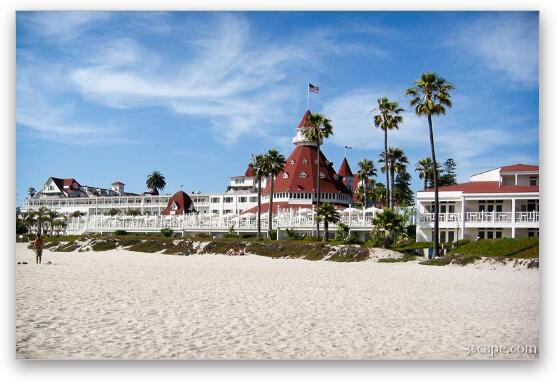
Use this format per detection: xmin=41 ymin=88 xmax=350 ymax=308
xmin=448 ymin=12 xmax=538 ymax=86
xmin=18 ymin=11 xmax=111 ymax=41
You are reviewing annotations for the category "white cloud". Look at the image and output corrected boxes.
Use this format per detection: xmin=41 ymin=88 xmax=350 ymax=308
xmin=19 ymin=11 xmax=110 ymax=40
xmin=450 ymin=13 xmax=538 ymax=86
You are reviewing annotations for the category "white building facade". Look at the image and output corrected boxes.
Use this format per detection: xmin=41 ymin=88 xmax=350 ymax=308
xmin=416 ymin=164 xmax=539 ymax=242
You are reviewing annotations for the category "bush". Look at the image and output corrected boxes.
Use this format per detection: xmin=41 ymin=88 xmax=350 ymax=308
xmin=160 ymin=228 xmax=173 ymax=238
xmin=378 ymin=254 xmax=416 ymax=263
xmin=343 ymin=232 xmax=362 ymax=245
xmin=268 ymin=230 xmax=277 ymax=240
xmin=114 ymin=229 xmax=127 ymax=236
xmin=328 ymin=246 xmax=369 ymax=262
xmin=449 ymin=237 xmax=538 ymax=259
xmin=193 ymin=233 xmax=211 ymax=239
xmin=91 ymin=240 xmax=117 ymax=251
xmin=240 ymin=233 xmax=256 ymax=239
xmin=128 ymin=240 xmax=168 ymax=253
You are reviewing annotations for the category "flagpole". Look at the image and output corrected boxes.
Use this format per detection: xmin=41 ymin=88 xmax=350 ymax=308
xmin=307 ymin=83 xmax=310 ymax=111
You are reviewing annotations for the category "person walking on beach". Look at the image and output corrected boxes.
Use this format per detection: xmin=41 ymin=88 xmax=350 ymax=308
xmin=33 ymin=233 xmax=44 ymax=264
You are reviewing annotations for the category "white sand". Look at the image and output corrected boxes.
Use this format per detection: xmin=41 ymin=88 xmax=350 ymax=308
xmin=15 ymin=243 xmax=538 ymax=360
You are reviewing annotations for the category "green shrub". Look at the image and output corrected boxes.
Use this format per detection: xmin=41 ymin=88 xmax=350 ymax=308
xmin=268 ymin=230 xmax=277 ymax=240
xmin=114 ymin=229 xmax=127 ymax=236
xmin=160 ymin=228 xmax=173 ymax=238
xmin=343 ymin=232 xmax=362 ymax=245
xmin=240 ymin=233 xmax=256 ymax=239
xmin=128 ymin=240 xmax=169 ymax=253
xmin=91 ymin=240 xmax=117 ymax=251
xmin=378 ymin=254 xmax=416 ymax=263
xmin=328 ymin=246 xmax=369 ymax=262
xmin=452 ymin=255 xmax=481 ymax=266
xmin=449 ymin=237 xmax=538 ymax=258
xmin=54 ymin=242 xmax=79 ymax=252
xmin=194 ymin=233 xmax=212 ymax=239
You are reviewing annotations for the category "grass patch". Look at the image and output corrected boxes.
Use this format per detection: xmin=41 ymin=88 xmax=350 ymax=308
xmin=247 ymin=241 xmax=329 ymax=260
xmin=449 ymin=237 xmax=538 ymax=259
xmin=91 ymin=240 xmax=117 ymax=251
xmin=53 ymin=242 xmax=79 ymax=252
xmin=420 ymin=256 xmax=454 ymax=266
xmin=378 ymin=254 xmax=417 ymax=263
xmin=327 ymin=246 xmax=369 ymax=262
xmin=201 ymin=239 xmax=246 ymax=254
xmin=163 ymin=240 xmax=195 ymax=255
xmin=128 ymin=240 xmax=170 ymax=253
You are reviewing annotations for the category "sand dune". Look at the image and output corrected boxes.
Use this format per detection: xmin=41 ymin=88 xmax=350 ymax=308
xmin=15 ymin=243 xmax=538 ymax=360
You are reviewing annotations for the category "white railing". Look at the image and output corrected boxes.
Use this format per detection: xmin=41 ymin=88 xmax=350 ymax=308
xmin=419 ymin=213 xmax=462 ymax=223
xmin=66 ymin=212 xmax=380 ymax=233
xmin=515 ymin=211 xmax=539 ymax=223
xmin=465 ymin=212 xmax=513 ymax=223
xmin=419 ymin=211 xmax=539 ymax=224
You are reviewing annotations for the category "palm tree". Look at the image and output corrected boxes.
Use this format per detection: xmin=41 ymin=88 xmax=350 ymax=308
xmin=356 ymin=159 xmax=377 ymax=208
xmin=251 ymin=154 xmax=267 ymax=238
xmin=406 ymin=72 xmax=454 ymax=257
xmin=146 ymin=171 xmax=166 ymax=194
xmin=47 ymin=210 xmax=60 ymax=235
xmin=372 ymin=209 xmax=404 ymax=248
xmin=373 ymin=97 xmax=404 ymax=208
xmin=316 ymin=203 xmax=340 ymax=241
xmin=415 ymin=157 xmax=439 ymax=190
xmin=33 ymin=207 xmax=50 ymax=235
xmin=28 ymin=187 xmax=37 ymax=198
xmin=379 ymin=147 xmax=408 ymax=207
xmin=302 ymin=112 xmax=334 ymax=238
xmin=263 ymin=149 xmax=286 ymax=237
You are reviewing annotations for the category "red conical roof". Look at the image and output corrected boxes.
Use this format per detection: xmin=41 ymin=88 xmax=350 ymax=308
xmin=296 ymin=110 xmax=312 ymax=129
xmin=263 ymin=145 xmax=350 ymax=195
xmin=244 ymin=163 xmax=255 ymax=177
xmin=338 ymin=158 xmax=354 ymax=177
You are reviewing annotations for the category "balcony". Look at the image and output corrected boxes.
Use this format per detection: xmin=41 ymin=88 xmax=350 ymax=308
xmin=419 ymin=211 xmax=539 ymax=224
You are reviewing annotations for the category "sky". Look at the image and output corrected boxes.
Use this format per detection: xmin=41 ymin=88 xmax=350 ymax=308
xmin=16 ymin=11 xmax=539 ymax=205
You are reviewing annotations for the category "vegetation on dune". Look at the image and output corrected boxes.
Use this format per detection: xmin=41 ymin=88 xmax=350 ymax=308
xmin=378 ymin=254 xmax=417 ymax=263
xmin=327 ymin=246 xmax=370 ymax=262
xmin=163 ymin=240 xmax=195 ymax=255
xmin=53 ymin=242 xmax=79 ymax=252
xmin=91 ymin=240 xmax=118 ymax=252
xmin=448 ymin=238 xmax=539 ymax=258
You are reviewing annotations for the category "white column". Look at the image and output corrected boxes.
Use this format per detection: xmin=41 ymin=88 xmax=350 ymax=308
xmin=511 ymin=198 xmax=516 ymax=238
xmin=461 ymin=196 xmax=466 ymax=240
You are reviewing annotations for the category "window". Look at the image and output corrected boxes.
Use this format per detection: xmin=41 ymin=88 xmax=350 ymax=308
xmin=290 ymin=159 xmax=295 ymax=165
xmin=210 ymin=197 xmax=220 ymax=203
xmin=224 ymin=209 xmax=233 ymax=214
xmin=529 ymin=176 xmax=538 ymax=186
xmin=224 ymin=197 xmax=233 ymax=203
xmin=283 ymin=172 xmax=289 ymax=179
xmin=302 ymin=159 xmax=308 ymax=164
xmin=239 ymin=197 xmax=247 ymax=203
xmin=250 ymin=197 xmax=257 ymax=203
xmin=211 ymin=209 xmax=219 ymax=215
xmin=299 ymin=171 xmax=307 ymax=178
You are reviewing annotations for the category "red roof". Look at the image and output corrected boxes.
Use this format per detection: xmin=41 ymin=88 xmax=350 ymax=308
xmin=244 ymin=164 xmax=255 ymax=177
xmin=262 ymin=145 xmax=351 ymax=195
xmin=337 ymin=158 xmax=354 ymax=177
xmin=500 ymin=164 xmax=539 ymax=172
xmin=425 ymin=181 xmax=539 ymax=194
xmin=51 ymin=177 xmax=81 ymax=195
xmin=162 ymin=191 xmax=194 ymax=215
xmin=244 ymin=202 xmax=347 ymax=214
xmin=296 ymin=110 xmax=313 ymax=130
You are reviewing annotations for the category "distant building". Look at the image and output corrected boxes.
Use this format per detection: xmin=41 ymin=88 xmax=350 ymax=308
xmin=416 ymin=164 xmax=539 ymax=242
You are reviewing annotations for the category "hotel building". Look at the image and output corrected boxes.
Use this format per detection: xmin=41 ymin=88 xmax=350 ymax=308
xmin=416 ymin=164 xmax=540 ymax=242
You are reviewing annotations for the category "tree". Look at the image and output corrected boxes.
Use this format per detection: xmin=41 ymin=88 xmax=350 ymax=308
xmin=370 ymin=182 xmax=387 ymax=207
xmin=47 ymin=210 xmax=60 ymax=235
xmin=28 ymin=187 xmax=37 ymax=198
xmin=263 ymin=149 xmax=286 ymax=237
xmin=438 ymin=158 xmax=458 ymax=187
xmin=379 ymin=147 xmax=408 ymax=206
xmin=32 ymin=207 xmax=50 ymax=235
xmin=372 ymin=209 xmax=405 ymax=248
xmin=356 ymin=159 xmax=377 ymax=208
xmin=302 ymin=112 xmax=334 ymax=238
xmin=316 ymin=203 xmax=340 ymax=241
xmin=406 ymin=72 xmax=454 ymax=258
xmin=128 ymin=209 xmax=141 ymax=216
xmin=373 ymin=97 xmax=404 ymax=208
xmin=415 ymin=157 xmax=436 ymax=190
xmin=251 ymin=154 xmax=267 ymax=238
xmin=109 ymin=208 xmax=119 ymax=216
xmin=146 ymin=171 xmax=166 ymax=194
xmin=393 ymin=169 xmax=414 ymax=207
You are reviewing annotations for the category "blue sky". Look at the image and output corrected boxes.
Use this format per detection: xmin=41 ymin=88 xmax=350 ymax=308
xmin=16 ymin=11 xmax=539 ymax=205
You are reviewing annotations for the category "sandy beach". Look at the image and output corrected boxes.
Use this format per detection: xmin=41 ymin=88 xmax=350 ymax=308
xmin=15 ymin=243 xmax=539 ymax=360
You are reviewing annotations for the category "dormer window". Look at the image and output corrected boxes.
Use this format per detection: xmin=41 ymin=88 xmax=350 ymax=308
xmin=302 ymin=159 xmax=308 ymax=164
xmin=290 ymin=159 xmax=295 ymax=165
xmin=320 ymin=173 xmax=325 ymax=179
xmin=299 ymin=171 xmax=307 ymax=179
xmin=283 ymin=172 xmax=289 ymax=179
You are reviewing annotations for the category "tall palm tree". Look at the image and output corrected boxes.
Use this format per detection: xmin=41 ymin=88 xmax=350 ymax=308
xmin=302 ymin=112 xmax=334 ymax=238
xmin=263 ymin=149 xmax=286 ymax=237
xmin=251 ymin=154 xmax=267 ymax=238
xmin=406 ymin=72 xmax=454 ymax=258
xmin=415 ymin=157 xmax=438 ymax=190
xmin=356 ymin=159 xmax=377 ymax=208
xmin=316 ymin=203 xmax=340 ymax=241
xmin=146 ymin=171 xmax=166 ymax=195
xmin=373 ymin=97 xmax=404 ymax=208
xmin=379 ymin=147 xmax=408 ymax=207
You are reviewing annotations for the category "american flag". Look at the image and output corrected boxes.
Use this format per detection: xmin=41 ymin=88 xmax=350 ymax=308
xmin=309 ymin=83 xmax=320 ymax=93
